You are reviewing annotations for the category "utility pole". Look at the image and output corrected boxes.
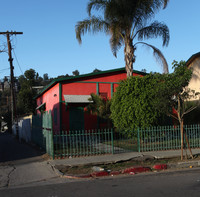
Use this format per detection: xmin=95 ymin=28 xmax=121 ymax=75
xmin=0 ymin=31 xmax=23 ymax=137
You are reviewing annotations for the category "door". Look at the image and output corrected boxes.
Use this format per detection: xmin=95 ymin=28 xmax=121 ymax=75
xmin=69 ymin=107 xmax=84 ymax=130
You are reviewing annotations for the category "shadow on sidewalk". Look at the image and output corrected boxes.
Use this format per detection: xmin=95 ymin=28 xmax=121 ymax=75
xmin=0 ymin=131 xmax=44 ymax=163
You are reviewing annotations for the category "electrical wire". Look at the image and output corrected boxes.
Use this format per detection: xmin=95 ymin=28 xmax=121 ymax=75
xmin=13 ymin=49 xmax=23 ymax=75
xmin=0 ymin=68 xmax=9 ymax=73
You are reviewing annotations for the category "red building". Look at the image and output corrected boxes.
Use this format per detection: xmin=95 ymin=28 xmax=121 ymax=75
xmin=35 ymin=67 xmax=146 ymax=132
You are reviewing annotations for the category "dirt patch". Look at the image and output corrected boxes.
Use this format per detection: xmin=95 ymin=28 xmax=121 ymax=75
xmin=55 ymin=164 xmax=94 ymax=175
xmin=55 ymin=154 xmax=200 ymax=175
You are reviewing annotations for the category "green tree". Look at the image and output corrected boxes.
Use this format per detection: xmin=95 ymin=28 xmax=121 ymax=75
xmin=3 ymin=76 xmax=8 ymax=82
xmin=17 ymin=87 xmax=36 ymax=114
xmin=165 ymin=61 xmax=200 ymax=160
xmin=72 ymin=70 xmax=80 ymax=76
xmin=43 ymin=73 xmax=49 ymax=81
xmin=111 ymin=60 xmax=197 ymax=160
xmin=110 ymin=61 xmax=192 ymax=130
xmin=111 ymin=73 xmax=167 ymax=130
xmin=17 ymin=69 xmax=37 ymax=114
xmin=24 ymin=68 xmax=36 ymax=88
xmin=0 ymin=88 xmax=11 ymax=124
xmin=76 ymin=0 xmax=170 ymax=77
xmin=93 ymin=68 xmax=102 ymax=73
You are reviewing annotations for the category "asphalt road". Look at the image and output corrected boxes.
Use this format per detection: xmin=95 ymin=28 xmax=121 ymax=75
xmin=1 ymin=168 xmax=200 ymax=197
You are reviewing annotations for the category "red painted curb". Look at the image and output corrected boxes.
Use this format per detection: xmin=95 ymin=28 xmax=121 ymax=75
xmin=110 ymin=171 xmax=121 ymax=176
xmin=63 ymin=174 xmax=92 ymax=179
xmin=91 ymin=171 xmax=109 ymax=177
xmin=62 ymin=164 xmax=168 ymax=179
xmin=122 ymin=167 xmax=151 ymax=174
xmin=78 ymin=174 xmax=92 ymax=178
xmin=153 ymin=164 xmax=167 ymax=170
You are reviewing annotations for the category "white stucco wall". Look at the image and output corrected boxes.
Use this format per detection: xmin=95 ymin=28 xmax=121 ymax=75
xmin=187 ymin=56 xmax=200 ymax=96
xmin=12 ymin=115 xmax=32 ymax=142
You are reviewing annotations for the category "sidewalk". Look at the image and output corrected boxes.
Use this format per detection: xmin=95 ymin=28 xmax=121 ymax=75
xmin=1 ymin=148 xmax=200 ymax=188
xmin=49 ymin=148 xmax=200 ymax=167
xmin=0 ymin=132 xmax=60 ymax=189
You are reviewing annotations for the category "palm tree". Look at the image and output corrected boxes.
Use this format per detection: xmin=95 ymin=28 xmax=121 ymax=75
xmin=76 ymin=0 xmax=170 ymax=77
xmin=87 ymin=93 xmax=111 ymax=120
xmin=87 ymin=93 xmax=112 ymax=127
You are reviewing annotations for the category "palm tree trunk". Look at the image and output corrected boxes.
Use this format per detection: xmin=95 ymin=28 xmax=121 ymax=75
xmin=124 ymin=38 xmax=135 ymax=77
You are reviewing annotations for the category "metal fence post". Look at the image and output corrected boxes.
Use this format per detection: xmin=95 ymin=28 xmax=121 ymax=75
xmin=50 ymin=111 xmax=54 ymax=160
xmin=137 ymin=128 xmax=141 ymax=152
xmin=111 ymin=128 xmax=114 ymax=154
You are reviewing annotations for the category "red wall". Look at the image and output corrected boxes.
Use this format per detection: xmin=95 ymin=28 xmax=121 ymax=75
xmin=36 ymin=83 xmax=60 ymax=132
xmin=61 ymin=71 xmax=142 ymax=100
xmin=60 ymin=71 xmax=143 ymax=130
xmin=37 ymin=70 xmax=144 ymax=131
xmin=62 ymin=83 xmax=96 ymax=100
xmin=83 ymin=71 xmax=141 ymax=83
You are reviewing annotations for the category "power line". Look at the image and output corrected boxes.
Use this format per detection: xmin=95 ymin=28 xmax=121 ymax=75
xmin=13 ymin=49 xmax=23 ymax=75
xmin=0 ymin=68 xmax=10 ymax=72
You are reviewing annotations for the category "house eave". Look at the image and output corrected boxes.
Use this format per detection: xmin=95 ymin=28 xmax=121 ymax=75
xmin=34 ymin=67 xmax=147 ymax=99
xmin=186 ymin=52 xmax=200 ymax=67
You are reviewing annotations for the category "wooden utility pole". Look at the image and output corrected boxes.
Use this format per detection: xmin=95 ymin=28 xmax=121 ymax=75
xmin=0 ymin=31 xmax=23 ymax=137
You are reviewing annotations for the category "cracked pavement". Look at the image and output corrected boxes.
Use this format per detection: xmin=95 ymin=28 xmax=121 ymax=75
xmin=0 ymin=161 xmax=59 ymax=188
xmin=0 ymin=132 xmax=60 ymax=189
xmin=0 ymin=165 xmax=15 ymax=188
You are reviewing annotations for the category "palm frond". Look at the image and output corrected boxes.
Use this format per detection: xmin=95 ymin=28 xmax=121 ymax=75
xmin=87 ymin=0 xmax=108 ymax=16
xmin=87 ymin=93 xmax=111 ymax=119
xmin=109 ymin=21 xmax=124 ymax=57
xmin=135 ymin=21 xmax=170 ymax=47
xmin=75 ymin=16 xmax=109 ymax=44
xmin=133 ymin=0 xmax=169 ymax=22
xmin=142 ymin=0 xmax=170 ymax=12
xmin=135 ymin=42 xmax=169 ymax=73
xmin=162 ymin=0 xmax=170 ymax=9
xmin=87 ymin=93 xmax=102 ymax=115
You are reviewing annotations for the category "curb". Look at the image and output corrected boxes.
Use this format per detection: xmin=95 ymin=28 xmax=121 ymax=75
xmin=168 ymin=160 xmax=200 ymax=169
xmin=52 ymin=161 xmax=200 ymax=179
xmin=122 ymin=167 xmax=151 ymax=174
xmin=153 ymin=164 xmax=167 ymax=170
xmin=47 ymin=162 xmax=65 ymax=177
xmin=91 ymin=171 xmax=109 ymax=177
xmin=59 ymin=165 xmax=166 ymax=179
xmin=63 ymin=174 xmax=92 ymax=179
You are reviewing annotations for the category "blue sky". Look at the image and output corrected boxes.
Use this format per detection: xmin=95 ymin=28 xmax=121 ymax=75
xmin=0 ymin=0 xmax=200 ymax=79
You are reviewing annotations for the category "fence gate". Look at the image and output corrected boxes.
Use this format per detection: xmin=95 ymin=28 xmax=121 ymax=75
xmin=32 ymin=110 xmax=54 ymax=158
xmin=42 ymin=111 xmax=54 ymax=158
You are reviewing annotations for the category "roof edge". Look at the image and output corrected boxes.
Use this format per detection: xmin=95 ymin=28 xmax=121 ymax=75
xmin=35 ymin=67 xmax=147 ymax=99
xmin=186 ymin=52 xmax=200 ymax=67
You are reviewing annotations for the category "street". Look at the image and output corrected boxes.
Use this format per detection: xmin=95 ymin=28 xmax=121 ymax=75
xmin=0 ymin=168 xmax=200 ymax=197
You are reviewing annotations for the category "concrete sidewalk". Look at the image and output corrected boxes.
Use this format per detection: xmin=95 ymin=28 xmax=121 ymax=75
xmin=0 ymin=160 xmax=59 ymax=188
xmin=49 ymin=148 xmax=200 ymax=167
xmin=1 ymin=149 xmax=200 ymax=189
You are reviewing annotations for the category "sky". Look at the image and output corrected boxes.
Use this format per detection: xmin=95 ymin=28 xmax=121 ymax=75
xmin=0 ymin=0 xmax=200 ymax=79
